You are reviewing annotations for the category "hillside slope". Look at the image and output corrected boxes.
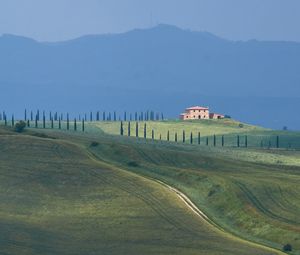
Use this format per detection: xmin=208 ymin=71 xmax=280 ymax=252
xmin=0 ymin=127 xmax=281 ymax=255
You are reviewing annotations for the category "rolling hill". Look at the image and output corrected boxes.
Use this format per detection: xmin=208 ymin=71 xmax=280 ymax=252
xmin=1 ymin=119 xmax=299 ymax=254
xmin=0 ymin=125 xmax=285 ymax=255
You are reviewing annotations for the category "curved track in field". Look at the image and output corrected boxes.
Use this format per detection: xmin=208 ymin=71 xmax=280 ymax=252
xmin=86 ymin=147 xmax=286 ymax=255
xmin=152 ymin=179 xmax=287 ymax=255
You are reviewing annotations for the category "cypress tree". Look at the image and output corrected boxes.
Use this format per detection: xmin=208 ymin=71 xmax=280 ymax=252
xmin=24 ymin=109 xmax=27 ymax=121
xmin=103 ymin=111 xmax=106 ymax=121
xmin=90 ymin=112 xmax=93 ymax=122
xmin=128 ymin=122 xmax=131 ymax=136
xmin=35 ymin=115 xmax=38 ymax=128
xmin=114 ymin=111 xmax=117 ymax=121
xmin=4 ymin=114 xmax=7 ymax=126
xmin=237 ymin=135 xmax=240 ymax=147
xmin=135 ymin=112 xmax=138 ymax=121
xmin=144 ymin=123 xmax=147 ymax=139
xmin=120 ymin=121 xmax=124 ymax=135
xmin=12 ymin=115 xmax=15 ymax=126
xmin=49 ymin=111 xmax=52 ymax=121
xmin=159 ymin=134 xmax=162 ymax=140
xmin=206 ymin=137 xmax=209 ymax=146
xmin=222 ymin=135 xmax=224 ymax=147
xmin=67 ymin=114 xmax=69 ymax=130
xmin=130 ymin=113 xmax=132 ymax=121
xmin=175 ymin=132 xmax=178 ymax=142
xmin=152 ymin=129 xmax=154 ymax=140
xmin=183 ymin=130 xmax=185 ymax=143
xmin=213 ymin=135 xmax=216 ymax=147
xmin=245 ymin=135 xmax=248 ymax=148
xmin=108 ymin=112 xmax=112 ymax=121
xmin=31 ymin=111 xmax=33 ymax=121
xmin=82 ymin=119 xmax=85 ymax=132
xmin=74 ymin=119 xmax=77 ymax=131
xmin=161 ymin=113 xmax=164 ymax=120
xmin=43 ymin=115 xmax=46 ymax=129
xmin=190 ymin=132 xmax=193 ymax=144
xmin=27 ymin=119 xmax=30 ymax=127
xmin=198 ymin=132 xmax=201 ymax=145
xmin=59 ymin=117 xmax=61 ymax=129
xmin=37 ymin=110 xmax=40 ymax=121
xmin=167 ymin=130 xmax=170 ymax=141
xmin=124 ymin=112 xmax=127 ymax=121
xmin=51 ymin=118 xmax=54 ymax=129
xmin=276 ymin=136 xmax=279 ymax=148
xmin=135 ymin=122 xmax=139 ymax=137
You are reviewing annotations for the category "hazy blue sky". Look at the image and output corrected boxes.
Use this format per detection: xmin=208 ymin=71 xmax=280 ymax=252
xmin=0 ymin=0 xmax=299 ymax=42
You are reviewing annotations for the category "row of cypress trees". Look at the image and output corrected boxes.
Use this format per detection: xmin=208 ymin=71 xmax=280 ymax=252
xmin=1 ymin=110 xmax=165 ymax=123
xmin=0 ymin=110 xmax=86 ymax=132
xmin=120 ymin=122 xmax=281 ymax=148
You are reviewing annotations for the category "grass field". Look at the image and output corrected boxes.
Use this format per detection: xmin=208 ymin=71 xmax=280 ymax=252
xmin=0 ymin=120 xmax=299 ymax=254
xmin=91 ymin=120 xmax=300 ymax=149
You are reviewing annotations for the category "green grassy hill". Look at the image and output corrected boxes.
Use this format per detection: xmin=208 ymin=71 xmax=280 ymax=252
xmin=0 ymin=120 xmax=299 ymax=254
xmin=93 ymin=119 xmax=263 ymax=138
xmin=92 ymin=119 xmax=300 ymax=149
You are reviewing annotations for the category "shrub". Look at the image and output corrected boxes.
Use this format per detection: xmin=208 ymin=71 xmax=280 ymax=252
xmin=90 ymin=141 xmax=99 ymax=147
xmin=31 ymin=133 xmax=56 ymax=139
xmin=224 ymin=115 xmax=231 ymax=119
xmin=14 ymin=121 xmax=26 ymax=133
xmin=127 ymin=161 xmax=139 ymax=167
xmin=239 ymin=123 xmax=244 ymax=128
xmin=283 ymin=244 xmax=292 ymax=252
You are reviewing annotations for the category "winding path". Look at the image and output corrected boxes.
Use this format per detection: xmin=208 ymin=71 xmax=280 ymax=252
xmin=154 ymin=179 xmax=286 ymax=255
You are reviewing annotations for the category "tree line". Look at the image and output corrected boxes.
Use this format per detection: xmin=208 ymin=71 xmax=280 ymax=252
xmin=120 ymin=122 xmax=285 ymax=149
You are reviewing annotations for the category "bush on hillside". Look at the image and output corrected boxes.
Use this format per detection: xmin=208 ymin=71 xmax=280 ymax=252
xmin=283 ymin=244 xmax=292 ymax=252
xmin=224 ymin=115 xmax=231 ymax=119
xmin=239 ymin=123 xmax=244 ymax=128
xmin=14 ymin=121 xmax=26 ymax=133
xmin=90 ymin=141 xmax=99 ymax=147
xmin=127 ymin=161 xmax=139 ymax=167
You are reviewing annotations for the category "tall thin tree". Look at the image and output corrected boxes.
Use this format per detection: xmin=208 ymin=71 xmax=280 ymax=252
xmin=144 ymin=123 xmax=147 ymax=139
xmin=120 ymin=121 xmax=124 ymax=136
xmin=136 ymin=122 xmax=139 ymax=137
xmin=128 ymin=122 xmax=131 ymax=136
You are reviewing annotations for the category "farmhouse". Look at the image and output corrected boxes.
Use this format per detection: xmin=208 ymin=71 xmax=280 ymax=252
xmin=209 ymin=113 xmax=225 ymax=119
xmin=180 ymin=106 xmax=224 ymax=120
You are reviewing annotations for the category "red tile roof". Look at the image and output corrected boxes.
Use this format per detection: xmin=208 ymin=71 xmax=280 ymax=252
xmin=186 ymin=106 xmax=209 ymax=110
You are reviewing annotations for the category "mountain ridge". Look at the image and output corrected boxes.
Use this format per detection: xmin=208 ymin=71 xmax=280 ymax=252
xmin=0 ymin=24 xmax=299 ymax=129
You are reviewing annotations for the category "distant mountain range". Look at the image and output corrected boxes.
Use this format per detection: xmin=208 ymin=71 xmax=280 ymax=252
xmin=1 ymin=24 xmax=299 ymax=129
